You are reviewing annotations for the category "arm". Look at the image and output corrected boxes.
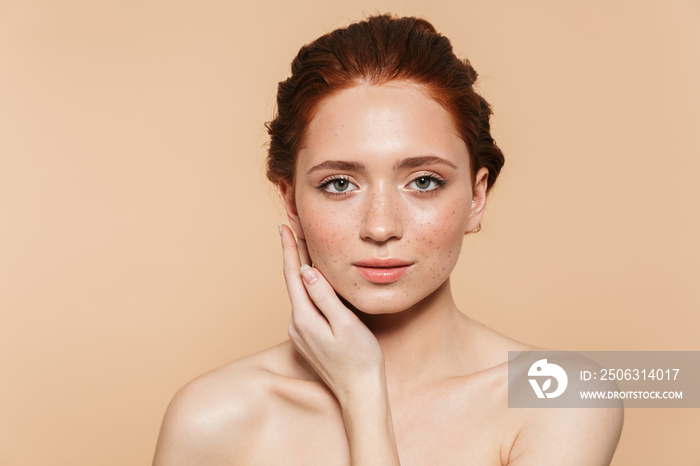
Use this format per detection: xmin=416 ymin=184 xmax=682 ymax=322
xmin=152 ymin=382 xmax=231 ymax=466
xmin=506 ymin=406 xmax=623 ymax=465
xmin=152 ymin=367 xmax=263 ymax=465
xmin=153 ymin=384 xmax=219 ymax=466
xmin=279 ymin=224 xmax=401 ymax=465
xmin=339 ymin=377 xmax=399 ymax=465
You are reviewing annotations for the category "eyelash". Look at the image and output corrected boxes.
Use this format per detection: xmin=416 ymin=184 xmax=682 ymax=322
xmin=316 ymin=175 xmax=357 ymax=196
xmin=315 ymin=173 xmax=448 ymax=196
xmin=407 ymin=172 xmax=447 ymax=194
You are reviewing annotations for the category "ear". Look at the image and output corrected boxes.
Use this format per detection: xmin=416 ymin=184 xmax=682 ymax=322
xmin=465 ymin=167 xmax=489 ymax=234
xmin=279 ymin=181 xmax=305 ymax=239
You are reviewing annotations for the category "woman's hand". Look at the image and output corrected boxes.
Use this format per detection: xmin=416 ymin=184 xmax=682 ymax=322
xmin=279 ymin=223 xmax=401 ymax=465
xmin=278 ymin=223 xmax=385 ymax=404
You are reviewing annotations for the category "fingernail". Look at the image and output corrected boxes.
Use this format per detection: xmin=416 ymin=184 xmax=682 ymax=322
xmin=278 ymin=222 xmax=282 ymax=235
xmin=299 ymin=264 xmax=318 ymax=284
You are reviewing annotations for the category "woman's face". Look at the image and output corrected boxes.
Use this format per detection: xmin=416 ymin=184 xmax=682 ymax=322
xmin=283 ymin=83 xmax=488 ymax=314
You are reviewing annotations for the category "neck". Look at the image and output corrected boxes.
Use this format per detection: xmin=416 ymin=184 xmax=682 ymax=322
xmin=352 ymin=278 xmax=472 ymax=395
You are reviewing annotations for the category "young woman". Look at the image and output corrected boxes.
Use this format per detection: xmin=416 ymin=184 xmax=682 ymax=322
xmin=154 ymin=15 xmax=623 ymax=465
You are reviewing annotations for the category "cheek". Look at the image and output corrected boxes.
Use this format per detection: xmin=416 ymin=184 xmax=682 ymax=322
xmin=412 ymin=200 xmax=469 ymax=251
xmin=296 ymin=192 xmax=470 ymax=282
xmin=297 ymin=205 xmax=354 ymax=268
xmin=407 ymin=201 xmax=469 ymax=287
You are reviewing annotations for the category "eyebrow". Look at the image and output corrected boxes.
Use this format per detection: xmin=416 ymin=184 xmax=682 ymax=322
xmin=306 ymin=155 xmax=457 ymax=175
xmin=306 ymin=160 xmax=367 ymax=175
xmin=393 ymin=155 xmax=458 ymax=171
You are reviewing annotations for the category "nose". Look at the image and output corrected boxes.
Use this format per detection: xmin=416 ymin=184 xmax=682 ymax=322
xmin=359 ymin=187 xmax=403 ymax=243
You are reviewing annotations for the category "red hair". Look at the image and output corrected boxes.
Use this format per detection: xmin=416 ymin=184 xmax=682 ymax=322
xmin=266 ymin=14 xmax=504 ymax=191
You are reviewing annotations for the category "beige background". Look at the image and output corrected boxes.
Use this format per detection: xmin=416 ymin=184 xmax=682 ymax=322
xmin=1 ymin=0 xmax=698 ymax=464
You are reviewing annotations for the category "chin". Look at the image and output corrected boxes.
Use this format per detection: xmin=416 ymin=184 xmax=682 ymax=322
xmin=339 ymin=295 xmax=408 ymax=316
xmin=336 ymin=283 xmax=441 ymax=316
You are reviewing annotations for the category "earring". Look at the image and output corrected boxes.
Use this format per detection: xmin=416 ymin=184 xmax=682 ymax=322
xmin=465 ymin=224 xmax=481 ymax=235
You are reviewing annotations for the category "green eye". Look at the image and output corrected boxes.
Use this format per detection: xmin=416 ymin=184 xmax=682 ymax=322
xmin=414 ymin=176 xmax=432 ymax=189
xmin=408 ymin=175 xmax=444 ymax=191
xmin=332 ymin=179 xmax=350 ymax=191
xmin=318 ymin=177 xmax=358 ymax=194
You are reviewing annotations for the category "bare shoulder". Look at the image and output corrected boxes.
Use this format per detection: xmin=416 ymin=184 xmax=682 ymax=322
xmin=505 ymin=350 xmax=624 ymax=465
xmin=507 ymin=403 xmax=623 ymax=465
xmin=153 ymin=340 xmax=322 ymax=465
xmin=460 ymin=319 xmax=623 ymax=465
xmin=495 ymin=346 xmax=623 ymax=464
xmin=152 ymin=348 xmax=274 ymax=465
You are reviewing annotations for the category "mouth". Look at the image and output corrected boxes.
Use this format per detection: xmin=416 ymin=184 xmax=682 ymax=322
xmin=353 ymin=258 xmax=413 ymax=284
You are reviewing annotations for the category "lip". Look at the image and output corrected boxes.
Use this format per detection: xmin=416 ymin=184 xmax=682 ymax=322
xmin=353 ymin=258 xmax=413 ymax=284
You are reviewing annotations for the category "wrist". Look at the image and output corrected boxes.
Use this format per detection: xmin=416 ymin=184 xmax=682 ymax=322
xmin=337 ymin=376 xmax=400 ymax=465
xmin=335 ymin=368 xmax=387 ymax=408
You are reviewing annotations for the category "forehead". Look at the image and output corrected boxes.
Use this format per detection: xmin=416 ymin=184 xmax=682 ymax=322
xmin=298 ymin=83 xmax=469 ymax=172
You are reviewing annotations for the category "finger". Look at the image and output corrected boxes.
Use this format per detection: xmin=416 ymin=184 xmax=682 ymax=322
xmin=279 ymin=223 xmax=313 ymax=305
xmin=279 ymin=224 xmax=330 ymax=330
xmin=279 ymin=224 xmax=300 ymax=280
xmin=297 ymin=237 xmax=312 ymax=267
xmin=299 ymin=264 xmax=356 ymax=331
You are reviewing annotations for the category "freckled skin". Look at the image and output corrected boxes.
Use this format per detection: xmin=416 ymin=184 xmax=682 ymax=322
xmin=288 ymin=84 xmax=482 ymax=315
